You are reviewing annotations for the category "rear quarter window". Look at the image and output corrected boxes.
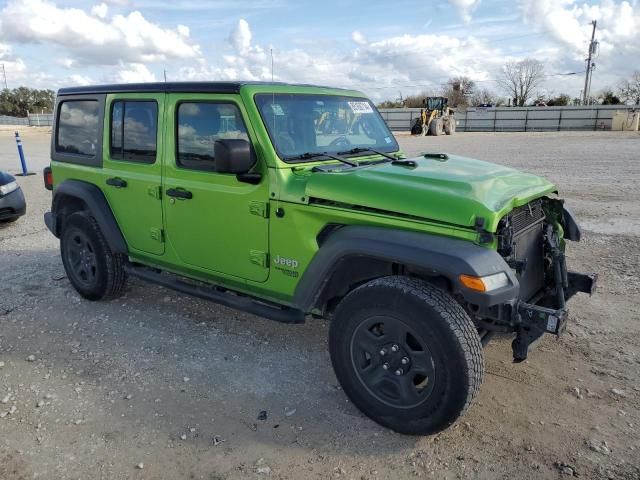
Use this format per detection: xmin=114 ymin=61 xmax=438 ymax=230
xmin=52 ymin=94 xmax=105 ymax=167
xmin=56 ymin=101 xmax=99 ymax=156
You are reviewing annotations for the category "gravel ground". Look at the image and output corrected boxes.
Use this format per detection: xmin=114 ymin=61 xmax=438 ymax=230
xmin=1 ymin=127 xmax=639 ymax=479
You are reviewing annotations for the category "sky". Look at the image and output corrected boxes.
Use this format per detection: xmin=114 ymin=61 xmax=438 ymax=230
xmin=0 ymin=0 xmax=638 ymax=102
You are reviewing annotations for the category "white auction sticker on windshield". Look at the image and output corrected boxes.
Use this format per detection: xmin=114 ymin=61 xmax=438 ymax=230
xmin=270 ymin=104 xmax=285 ymax=115
xmin=347 ymin=101 xmax=374 ymax=114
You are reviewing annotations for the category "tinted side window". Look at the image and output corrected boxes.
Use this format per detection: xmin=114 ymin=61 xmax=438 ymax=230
xmin=56 ymin=100 xmax=99 ymax=156
xmin=110 ymin=101 xmax=158 ymax=163
xmin=177 ymin=102 xmax=249 ymax=172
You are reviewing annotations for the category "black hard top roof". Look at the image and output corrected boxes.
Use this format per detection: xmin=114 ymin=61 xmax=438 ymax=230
xmin=57 ymin=81 xmax=352 ymax=96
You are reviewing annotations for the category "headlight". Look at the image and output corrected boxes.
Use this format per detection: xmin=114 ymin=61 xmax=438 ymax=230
xmin=0 ymin=181 xmax=18 ymax=196
xmin=459 ymin=272 xmax=509 ymax=292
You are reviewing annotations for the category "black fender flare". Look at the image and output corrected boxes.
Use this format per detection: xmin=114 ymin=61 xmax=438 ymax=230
xmin=562 ymin=206 xmax=581 ymax=241
xmin=292 ymin=226 xmax=520 ymax=312
xmin=46 ymin=179 xmax=128 ymax=254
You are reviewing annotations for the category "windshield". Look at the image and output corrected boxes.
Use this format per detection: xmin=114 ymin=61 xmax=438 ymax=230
xmin=255 ymin=93 xmax=399 ymax=162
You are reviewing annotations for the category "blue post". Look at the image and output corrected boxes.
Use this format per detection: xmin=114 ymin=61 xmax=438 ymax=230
xmin=14 ymin=131 xmax=33 ymax=176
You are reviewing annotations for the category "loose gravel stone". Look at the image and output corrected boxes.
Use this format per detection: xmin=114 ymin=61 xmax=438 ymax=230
xmin=610 ymin=388 xmax=627 ymax=398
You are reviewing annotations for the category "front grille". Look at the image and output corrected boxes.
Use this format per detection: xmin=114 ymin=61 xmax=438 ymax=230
xmin=0 ymin=207 xmax=15 ymax=219
xmin=509 ymin=199 xmax=545 ymax=235
xmin=513 ymin=222 xmax=545 ymax=300
xmin=498 ymin=199 xmax=547 ymax=301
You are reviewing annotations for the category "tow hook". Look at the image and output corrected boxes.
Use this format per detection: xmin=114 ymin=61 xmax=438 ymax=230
xmin=513 ymin=303 xmax=567 ymax=362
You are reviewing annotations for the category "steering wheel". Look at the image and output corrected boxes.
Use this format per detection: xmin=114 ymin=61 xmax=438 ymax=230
xmin=328 ymin=136 xmax=351 ymax=148
xmin=277 ymin=133 xmax=296 ymax=155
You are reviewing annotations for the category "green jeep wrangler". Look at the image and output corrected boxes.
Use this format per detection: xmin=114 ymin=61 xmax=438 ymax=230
xmin=43 ymin=82 xmax=596 ymax=435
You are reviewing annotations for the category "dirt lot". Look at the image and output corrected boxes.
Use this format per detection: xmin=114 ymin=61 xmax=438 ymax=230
xmin=1 ymin=128 xmax=639 ymax=479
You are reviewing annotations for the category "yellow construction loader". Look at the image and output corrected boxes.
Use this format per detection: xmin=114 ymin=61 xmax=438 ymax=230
xmin=411 ymin=97 xmax=456 ymax=136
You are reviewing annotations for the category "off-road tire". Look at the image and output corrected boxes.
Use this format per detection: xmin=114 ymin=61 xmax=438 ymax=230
xmin=444 ymin=118 xmax=456 ymax=135
xmin=60 ymin=211 xmax=127 ymax=301
xmin=329 ymin=276 xmax=484 ymax=435
xmin=429 ymin=118 xmax=444 ymax=136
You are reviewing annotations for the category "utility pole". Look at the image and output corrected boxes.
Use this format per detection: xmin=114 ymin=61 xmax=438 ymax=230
xmin=582 ymin=20 xmax=597 ymax=105
xmin=1 ymin=64 xmax=7 ymax=90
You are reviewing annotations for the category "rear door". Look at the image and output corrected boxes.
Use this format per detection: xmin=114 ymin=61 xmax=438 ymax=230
xmin=102 ymin=93 xmax=165 ymax=256
xmin=162 ymin=94 xmax=270 ymax=282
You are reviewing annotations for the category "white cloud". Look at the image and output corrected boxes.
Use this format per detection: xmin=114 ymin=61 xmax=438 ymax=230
xmin=351 ymin=31 xmax=367 ymax=45
xmin=229 ymin=18 xmax=252 ymax=55
xmin=68 ymin=74 xmax=94 ymax=86
xmin=519 ymin=0 xmax=640 ymax=88
xmin=0 ymin=0 xmax=201 ymax=66
xmin=58 ymin=58 xmax=76 ymax=68
xmin=180 ymin=19 xmax=503 ymax=101
xmin=0 ymin=43 xmax=30 ymax=84
xmin=520 ymin=0 xmax=640 ymax=57
xmin=448 ymin=0 xmax=481 ymax=23
xmin=91 ymin=3 xmax=108 ymax=19
xmin=109 ymin=63 xmax=157 ymax=83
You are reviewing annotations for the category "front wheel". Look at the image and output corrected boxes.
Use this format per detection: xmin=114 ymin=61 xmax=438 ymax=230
xmin=329 ymin=276 xmax=484 ymax=435
xmin=429 ymin=118 xmax=444 ymax=136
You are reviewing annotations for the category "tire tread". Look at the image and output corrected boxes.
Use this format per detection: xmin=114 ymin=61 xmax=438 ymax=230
xmin=356 ymin=276 xmax=484 ymax=414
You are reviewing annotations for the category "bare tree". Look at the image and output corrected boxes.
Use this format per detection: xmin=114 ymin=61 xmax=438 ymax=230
xmin=470 ymin=88 xmax=502 ymax=106
xmin=496 ymin=58 xmax=545 ymax=106
xmin=442 ymin=76 xmax=475 ymax=107
xmin=618 ymin=71 xmax=640 ymax=105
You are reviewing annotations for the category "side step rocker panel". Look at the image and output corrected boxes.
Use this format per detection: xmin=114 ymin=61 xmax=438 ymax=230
xmin=124 ymin=265 xmax=305 ymax=324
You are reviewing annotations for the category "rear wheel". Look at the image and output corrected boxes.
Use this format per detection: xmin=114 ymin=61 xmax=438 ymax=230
xmin=329 ymin=276 xmax=484 ymax=435
xmin=444 ymin=118 xmax=456 ymax=135
xmin=60 ymin=211 xmax=127 ymax=301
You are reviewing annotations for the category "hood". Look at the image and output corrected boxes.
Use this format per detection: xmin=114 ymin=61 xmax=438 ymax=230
xmin=0 ymin=170 xmax=16 ymax=186
xmin=304 ymin=154 xmax=555 ymax=232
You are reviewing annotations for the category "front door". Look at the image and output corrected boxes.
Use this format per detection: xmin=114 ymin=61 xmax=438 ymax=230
xmin=102 ymin=93 xmax=165 ymax=256
xmin=163 ymin=94 xmax=269 ymax=282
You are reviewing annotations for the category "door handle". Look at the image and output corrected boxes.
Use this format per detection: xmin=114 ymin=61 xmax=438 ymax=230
xmin=106 ymin=177 xmax=127 ymax=188
xmin=166 ymin=188 xmax=193 ymax=200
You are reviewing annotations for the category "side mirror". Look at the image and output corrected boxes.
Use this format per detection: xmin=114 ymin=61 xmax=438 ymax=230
xmin=214 ymin=139 xmax=256 ymax=174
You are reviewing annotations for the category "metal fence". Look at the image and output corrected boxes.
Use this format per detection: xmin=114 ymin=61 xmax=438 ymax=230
xmin=378 ymin=105 xmax=638 ymax=132
xmin=0 ymin=115 xmax=29 ymax=126
xmin=2 ymin=107 xmax=637 ymax=132
xmin=0 ymin=113 xmax=53 ymax=127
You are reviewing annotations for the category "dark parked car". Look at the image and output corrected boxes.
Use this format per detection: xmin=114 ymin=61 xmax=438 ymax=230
xmin=0 ymin=171 xmax=26 ymax=223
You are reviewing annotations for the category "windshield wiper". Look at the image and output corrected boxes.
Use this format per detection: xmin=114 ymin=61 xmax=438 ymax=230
xmin=336 ymin=147 xmax=398 ymax=161
xmin=285 ymin=151 xmax=357 ymax=167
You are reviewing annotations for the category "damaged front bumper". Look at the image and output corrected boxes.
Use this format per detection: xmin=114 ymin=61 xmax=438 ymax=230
xmin=510 ymin=209 xmax=597 ymax=361
xmin=513 ymin=271 xmax=597 ymax=362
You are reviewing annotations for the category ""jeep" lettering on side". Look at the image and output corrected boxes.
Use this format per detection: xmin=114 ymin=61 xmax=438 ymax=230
xmin=273 ymin=255 xmax=299 ymax=269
